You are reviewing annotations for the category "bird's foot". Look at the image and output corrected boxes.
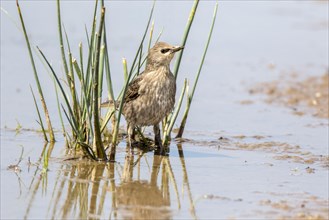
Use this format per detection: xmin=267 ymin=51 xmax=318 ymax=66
xmin=154 ymin=143 xmax=169 ymax=156
xmin=154 ymin=138 xmax=170 ymax=155
xmin=154 ymin=138 xmax=163 ymax=148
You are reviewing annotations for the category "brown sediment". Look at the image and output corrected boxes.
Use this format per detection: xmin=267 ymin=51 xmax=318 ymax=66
xmin=273 ymin=154 xmax=326 ymax=166
xmin=234 ymin=141 xmax=300 ymax=153
xmin=183 ymin=136 xmax=329 ymax=168
xmin=257 ymin=192 xmax=329 ymax=220
xmin=231 ymin=135 xmax=267 ymax=140
xmin=249 ymin=72 xmax=329 ymax=119
xmin=234 ymin=141 xmax=329 ymax=168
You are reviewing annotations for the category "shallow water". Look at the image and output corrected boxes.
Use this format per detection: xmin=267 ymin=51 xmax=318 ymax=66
xmin=1 ymin=129 xmax=328 ymax=219
xmin=1 ymin=1 xmax=328 ymax=219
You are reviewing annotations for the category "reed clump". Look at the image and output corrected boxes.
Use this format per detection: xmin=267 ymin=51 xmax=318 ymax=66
xmin=16 ymin=0 xmax=218 ymax=161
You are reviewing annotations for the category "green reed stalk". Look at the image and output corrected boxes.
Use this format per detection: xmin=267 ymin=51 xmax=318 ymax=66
xmin=16 ymin=0 xmax=55 ymax=142
xmin=100 ymin=109 xmax=116 ymax=133
xmin=103 ymin=41 xmax=117 ymax=133
xmin=104 ymin=52 xmax=115 ymax=103
xmin=100 ymin=0 xmax=116 ymax=106
xmin=148 ymin=21 xmax=155 ymax=51
xmin=72 ymin=58 xmax=94 ymax=140
xmin=63 ymin=27 xmax=82 ymax=131
xmin=191 ymin=5 xmax=218 ymax=99
xmin=58 ymin=0 xmax=83 ymax=142
xmin=137 ymin=44 xmax=143 ymax=75
xmin=176 ymin=3 xmax=218 ymax=138
xmin=30 ymin=86 xmax=48 ymax=142
xmin=63 ymin=26 xmax=71 ymax=52
xmin=123 ymin=58 xmax=128 ymax=82
xmin=173 ymin=0 xmax=199 ymax=80
xmin=57 ymin=0 xmax=69 ymax=76
xmin=61 ymin=105 xmax=81 ymax=140
xmin=98 ymin=45 xmax=105 ymax=105
xmin=68 ymin=53 xmax=81 ymax=127
xmin=37 ymin=47 xmax=80 ymax=139
xmin=85 ymin=1 xmax=99 ymax=105
xmin=53 ymin=78 xmax=68 ymax=145
xmin=79 ymin=42 xmax=84 ymax=80
xmin=103 ymin=44 xmax=117 ymax=134
xmin=92 ymin=7 xmax=107 ymax=160
xmin=162 ymin=79 xmax=188 ymax=145
xmin=78 ymin=42 xmax=92 ymax=139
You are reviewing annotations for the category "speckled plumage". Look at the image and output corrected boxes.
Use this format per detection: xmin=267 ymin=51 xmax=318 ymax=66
xmin=123 ymin=42 xmax=183 ymax=147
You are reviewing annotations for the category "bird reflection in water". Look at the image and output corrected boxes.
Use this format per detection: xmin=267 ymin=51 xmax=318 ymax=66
xmin=23 ymin=143 xmax=196 ymax=219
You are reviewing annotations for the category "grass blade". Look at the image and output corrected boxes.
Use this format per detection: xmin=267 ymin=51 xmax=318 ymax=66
xmin=61 ymin=105 xmax=80 ymax=140
xmin=98 ymin=45 xmax=105 ymax=100
xmin=137 ymin=43 xmax=143 ymax=75
xmin=53 ymin=77 xmax=68 ymax=145
xmin=100 ymin=109 xmax=116 ymax=133
xmin=176 ymin=2 xmax=218 ymax=138
xmin=72 ymin=58 xmax=94 ymax=139
xmin=190 ymin=2 xmax=218 ymax=100
xmin=122 ymin=58 xmax=128 ymax=83
xmin=163 ymin=79 xmax=188 ymax=145
xmin=85 ymin=0 xmax=99 ymax=93
xmin=30 ymin=86 xmax=48 ymax=142
xmin=79 ymin=42 xmax=84 ymax=80
xmin=68 ymin=52 xmax=81 ymax=128
xmin=16 ymin=0 xmax=55 ymax=142
xmin=57 ymin=0 xmax=69 ymax=76
xmin=148 ymin=21 xmax=155 ymax=52
xmin=173 ymin=0 xmax=199 ymax=80
xmin=37 ymin=47 xmax=79 ymax=136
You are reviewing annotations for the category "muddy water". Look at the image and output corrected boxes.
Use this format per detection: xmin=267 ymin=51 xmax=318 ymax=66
xmin=1 ymin=1 xmax=328 ymax=220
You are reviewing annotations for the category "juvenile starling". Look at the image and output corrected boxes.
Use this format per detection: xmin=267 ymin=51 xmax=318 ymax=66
xmin=106 ymin=42 xmax=184 ymax=148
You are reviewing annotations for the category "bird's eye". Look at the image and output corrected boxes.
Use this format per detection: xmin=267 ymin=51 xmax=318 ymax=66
xmin=160 ymin=48 xmax=170 ymax=54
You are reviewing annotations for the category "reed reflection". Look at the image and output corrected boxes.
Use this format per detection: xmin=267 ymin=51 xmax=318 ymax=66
xmin=23 ymin=143 xmax=196 ymax=219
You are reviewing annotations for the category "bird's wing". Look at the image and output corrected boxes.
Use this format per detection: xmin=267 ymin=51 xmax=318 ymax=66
xmin=124 ymin=74 xmax=144 ymax=103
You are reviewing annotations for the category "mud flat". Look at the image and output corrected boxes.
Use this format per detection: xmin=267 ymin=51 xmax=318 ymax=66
xmin=250 ymin=72 xmax=329 ymax=119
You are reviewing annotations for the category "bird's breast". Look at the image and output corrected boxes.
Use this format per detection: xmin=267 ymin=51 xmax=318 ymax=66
xmin=130 ymin=70 xmax=176 ymax=126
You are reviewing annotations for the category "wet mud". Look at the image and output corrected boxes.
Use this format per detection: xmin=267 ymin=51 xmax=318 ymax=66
xmin=181 ymin=135 xmax=329 ymax=169
xmin=249 ymin=72 xmax=329 ymax=119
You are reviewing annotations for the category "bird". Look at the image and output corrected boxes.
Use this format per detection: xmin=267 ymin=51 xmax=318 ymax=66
xmin=103 ymin=42 xmax=184 ymax=148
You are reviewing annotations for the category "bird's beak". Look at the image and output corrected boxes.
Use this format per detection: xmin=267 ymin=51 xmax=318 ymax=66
xmin=171 ymin=46 xmax=184 ymax=53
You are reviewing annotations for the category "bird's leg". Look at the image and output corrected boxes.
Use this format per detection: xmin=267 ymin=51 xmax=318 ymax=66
xmin=153 ymin=123 xmax=162 ymax=148
xmin=127 ymin=123 xmax=136 ymax=148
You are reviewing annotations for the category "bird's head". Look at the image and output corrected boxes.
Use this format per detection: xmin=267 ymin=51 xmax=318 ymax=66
xmin=146 ymin=42 xmax=184 ymax=69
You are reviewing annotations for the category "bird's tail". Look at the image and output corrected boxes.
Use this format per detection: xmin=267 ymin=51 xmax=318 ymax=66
xmin=100 ymin=100 xmax=121 ymax=109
